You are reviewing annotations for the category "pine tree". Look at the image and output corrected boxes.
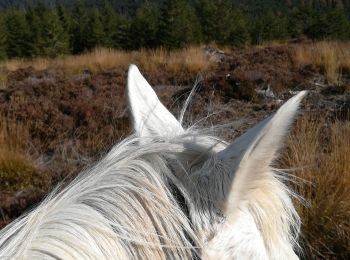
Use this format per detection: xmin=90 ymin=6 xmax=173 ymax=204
xmin=130 ymin=2 xmax=161 ymax=49
xmin=112 ymin=15 xmax=131 ymax=50
xmin=57 ymin=4 xmax=71 ymax=33
xmin=226 ymin=9 xmax=250 ymax=46
xmin=100 ymin=4 xmax=118 ymax=48
xmin=86 ymin=9 xmax=105 ymax=49
xmin=195 ymin=0 xmax=249 ymax=46
xmin=4 ymin=10 xmax=31 ymax=58
xmin=25 ymin=5 xmax=43 ymax=56
xmin=41 ymin=10 xmax=70 ymax=57
xmin=32 ymin=1 xmax=50 ymax=55
xmin=0 ymin=14 xmax=7 ymax=60
xmin=159 ymin=0 xmax=202 ymax=49
xmin=288 ymin=7 xmax=311 ymax=38
xmin=194 ymin=0 xmax=216 ymax=43
xmin=251 ymin=12 xmax=289 ymax=43
xmin=306 ymin=9 xmax=329 ymax=39
xmin=56 ymin=4 xmax=72 ymax=53
xmin=324 ymin=8 xmax=350 ymax=40
xmin=70 ymin=1 xmax=91 ymax=54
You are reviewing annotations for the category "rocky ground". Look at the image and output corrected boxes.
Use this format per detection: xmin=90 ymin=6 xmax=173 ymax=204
xmin=0 ymin=44 xmax=349 ymax=241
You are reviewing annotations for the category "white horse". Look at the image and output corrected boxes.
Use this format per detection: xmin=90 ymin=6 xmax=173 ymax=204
xmin=0 ymin=65 xmax=306 ymax=259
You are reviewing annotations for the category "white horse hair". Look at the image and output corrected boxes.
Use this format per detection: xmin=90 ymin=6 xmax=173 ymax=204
xmin=0 ymin=65 xmax=306 ymax=259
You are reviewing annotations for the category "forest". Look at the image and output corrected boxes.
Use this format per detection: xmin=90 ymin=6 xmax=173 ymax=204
xmin=0 ymin=0 xmax=350 ymax=59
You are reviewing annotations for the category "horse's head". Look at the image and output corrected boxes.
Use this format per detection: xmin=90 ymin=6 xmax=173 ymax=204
xmin=128 ymin=65 xmax=305 ymax=259
xmin=0 ymin=65 xmax=306 ymax=260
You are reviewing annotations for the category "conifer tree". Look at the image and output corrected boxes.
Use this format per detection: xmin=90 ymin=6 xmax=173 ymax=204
xmin=288 ymin=7 xmax=310 ymax=38
xmin=31 ymin=2 xmax=55 ymax=56
xmin=0 ymin=12 xmax=7 ymax=60
xmin=195 ymin=0 xmax=249 ymax=46
xmin=112 ymin=15 xmax=131 ymax=49
xmin=306 ymin=10 xmax=330 ymax=39
xmin=70 ymin=1 xmax=91 ymax=54
xmin=100 ymin=4 xmax=118 ymax=48
xmin=41 ymin=10 xmax=70 ymax=57
xmin=86 ymin=9 xmax=105 ymax=49
xmin=57 ymin=5 xmax=72 ymax=37
xmin=324 ymin=8 xmax=350 ymax=40
xmin=0 ymin=17 xmax=6 ymax=60
xmin=24 ymin=6 xmax=42 ymax=56
xmin=159 ymin=0 xmax=202 ymax=49
xmin=251 ymin=12 xmax=289 ymax=43
xmin=194 ymin=0 xmax=216 ymax=43
xmin=227 ymin=9 xmax=250 ymax=46
xmin=57 ymin=5 xmax=73 ymax=53
xmin=130 ymin=2 xmax=161 ymax=49
xmin=4 ymin=10 xmax=31 ymax=58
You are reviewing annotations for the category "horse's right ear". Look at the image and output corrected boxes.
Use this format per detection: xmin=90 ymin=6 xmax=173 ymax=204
xmin=217 ymin=91 xmax=307 ymax=216
xmin=127 ymin=65 xmax=184 ymax=137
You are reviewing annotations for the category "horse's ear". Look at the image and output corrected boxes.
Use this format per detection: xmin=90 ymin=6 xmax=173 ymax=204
xmin=218 ymin=91 xmax=307 ymax=216
xmin=127 ymin=65 xmax=183 ymax=136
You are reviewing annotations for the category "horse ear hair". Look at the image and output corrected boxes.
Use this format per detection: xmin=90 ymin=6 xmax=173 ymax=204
xmin=127 ymin=65 xmax=184 ymax=137
xmin=218 ymin=91 xmax=307 ymax=216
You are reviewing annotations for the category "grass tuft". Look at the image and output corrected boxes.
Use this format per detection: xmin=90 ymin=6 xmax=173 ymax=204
xmin=0 ymin=118 xmax=50 ymax=193
xmin=0 ymin=153 xmax=37 ymax=192
xmin=0 ymin=73 xmax=6 ymax=89
xmin=282 ymin=115 xmax=350 ymax=259
xmin=293 ymin=41 xmax=350 ymax=84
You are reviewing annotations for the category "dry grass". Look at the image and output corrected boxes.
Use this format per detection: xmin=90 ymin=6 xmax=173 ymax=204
xmin=293 ymin=41 xmax=350 ymax=84
xmin=0 ymin=118 xmax=50 ymax=193
xmin=0 ymin=65 xmax=6 ymax=89
xmin=0 ymin=46 xmax=214 ymax=76
xmin=281 ymin=115 xmax=350 ymax=259
xmin=0 ymin=73 xmax=6 ymax=90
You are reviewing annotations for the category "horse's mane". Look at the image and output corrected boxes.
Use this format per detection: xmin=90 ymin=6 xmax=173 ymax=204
xmin=0 ymin=135 xmax=204 ymax=259
xmin=0 ymin=129 xmax=301 ymax=259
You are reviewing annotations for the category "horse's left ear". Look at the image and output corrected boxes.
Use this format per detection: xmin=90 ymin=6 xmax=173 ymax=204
xmin=127 ymin=65 xmax=184 ymax=136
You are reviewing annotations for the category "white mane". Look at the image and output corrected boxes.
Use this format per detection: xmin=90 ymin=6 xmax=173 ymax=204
xmin=0 ymin=65 xmax=306 ymax=259
xmin=0 ymin=136 xmax=202 ymax=259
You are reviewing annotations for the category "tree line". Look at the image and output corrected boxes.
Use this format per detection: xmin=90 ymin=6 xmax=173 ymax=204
xmin=0 ymin=0 xmax=349 ymax=60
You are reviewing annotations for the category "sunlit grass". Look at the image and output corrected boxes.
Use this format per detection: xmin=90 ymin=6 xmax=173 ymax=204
xmin=0 ymin=74 xmax=6 ymax=89
xmin=0 ymin=117 xmax=50 ymax=193
xmin=293 ymin=41 xmax=350 ymax=84
xmin=281 ymin=115 xmax=350 ymax=259
xmin=0 ymin=46 xmax=214 ymax=76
